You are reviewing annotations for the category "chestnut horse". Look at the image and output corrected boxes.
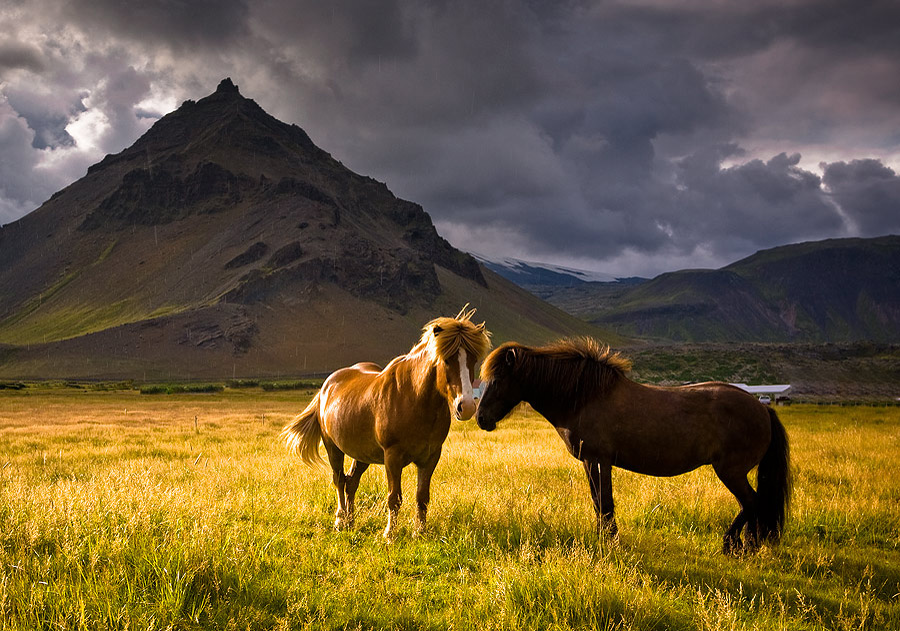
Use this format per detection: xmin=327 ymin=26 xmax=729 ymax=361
xmin=475 ymin=338 xmax=791 ymax=554
xmin=282 ymin=308 xmax=491 ymax=538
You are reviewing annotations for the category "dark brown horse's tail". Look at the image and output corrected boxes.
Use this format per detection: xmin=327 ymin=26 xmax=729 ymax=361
xmin=281 ymin=391 xmax=326 ymax=468
xmin=756 ymin=407 xmax=792 ymax=542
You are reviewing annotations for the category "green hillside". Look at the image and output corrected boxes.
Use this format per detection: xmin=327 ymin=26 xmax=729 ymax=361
xmin=554 ymin=236 xmax=900 ymax=343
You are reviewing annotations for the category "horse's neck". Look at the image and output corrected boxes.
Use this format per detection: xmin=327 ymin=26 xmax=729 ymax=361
xmin=520 ymin=375 xmax=564 ymax=426
xmin=520 ymin=369 xmax=595 ymax=430
xmin=389 ymin=349 xmax=441 ymax=400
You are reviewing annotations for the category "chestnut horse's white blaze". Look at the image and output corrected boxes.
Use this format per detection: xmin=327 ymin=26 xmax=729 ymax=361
xmin=454 ymin=347 xmax=476 ymax=420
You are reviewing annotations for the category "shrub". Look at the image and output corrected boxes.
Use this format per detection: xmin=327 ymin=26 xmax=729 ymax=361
xmin=260 ymin=380 xmax=320 ymax=391
xmin=225 ymin=379 xmax=260 ymax=389
xmin=140 ymin=383 xmax=225 ymax=395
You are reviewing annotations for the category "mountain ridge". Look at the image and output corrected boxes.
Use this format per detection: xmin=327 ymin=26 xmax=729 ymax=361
xmin=0 ymin=79 xmax=612 ymax=379
xmin=530 ymin=235 xmax=900 ymax=343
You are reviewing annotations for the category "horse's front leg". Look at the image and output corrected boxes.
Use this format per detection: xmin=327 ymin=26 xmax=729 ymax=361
xmin=414 ymin=449 xmax=443 ymax=535
xmin=583 ymin=459 xmax=618 ymax=538
xmin=383 ymin=448 xmax=406 ymax=539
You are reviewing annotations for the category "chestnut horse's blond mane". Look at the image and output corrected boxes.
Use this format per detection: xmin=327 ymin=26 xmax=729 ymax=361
xmin=481 ymin=337 xmax=631 ymax=404
xmin=417 ymin=305 xmax=492 ymax=363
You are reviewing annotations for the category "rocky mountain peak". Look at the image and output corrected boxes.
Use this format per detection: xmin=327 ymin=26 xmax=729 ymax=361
xmin=12 ymin=78 xmax=486 ymax=320
xmin=216 ymin=77 xmax=240 ymax=94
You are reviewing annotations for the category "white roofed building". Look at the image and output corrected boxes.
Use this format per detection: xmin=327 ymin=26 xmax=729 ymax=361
xmin=730 ymin=384 xmax=792 ymax=397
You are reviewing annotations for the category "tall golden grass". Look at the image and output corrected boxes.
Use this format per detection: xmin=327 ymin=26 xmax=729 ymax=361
xmin=0 ymin=387 xmax=898 ymax=630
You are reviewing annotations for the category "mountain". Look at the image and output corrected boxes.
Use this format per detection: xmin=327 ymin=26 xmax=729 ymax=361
xmin=585 ymin=236 xmax=900 ymax=342
xmin=0 ymin=79 xmax=611 ymax=380
xmin=470 ymin=253 xmax=638 ymax=286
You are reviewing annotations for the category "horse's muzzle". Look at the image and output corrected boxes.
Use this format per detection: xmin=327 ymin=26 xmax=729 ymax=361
xmin=475 ymin=412 xmax=496 ymax=432
xmin=455 ymin=396 xmax=476 ymax=421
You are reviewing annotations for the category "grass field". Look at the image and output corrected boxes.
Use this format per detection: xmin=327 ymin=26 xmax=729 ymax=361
xmin=0 ymin=387 xmax=898 ymax=630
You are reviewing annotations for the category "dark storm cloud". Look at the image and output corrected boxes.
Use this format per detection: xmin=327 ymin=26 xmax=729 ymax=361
xmin=4 ymin=87 xmax=83 ymax=149
xmin=1 ymin=0 xmax=899 ymax=275
xmin=0 ymin=41 xmax=45 ymax=72
xmin=781 ymin=0 xmax=900 ymax=55
xmin=823 ymin=160 xmax=900 ymax=236
xmin=672 ymin=150 xmax=845 ymax=252
xmin=59 ymin=0 xmax=251 ymax=50
xmin=0 ymin=100 xmax=46 ymax=223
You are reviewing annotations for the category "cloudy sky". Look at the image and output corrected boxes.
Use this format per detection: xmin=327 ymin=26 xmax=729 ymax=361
xmin=2 ymin=0 xmax=899 ymax=277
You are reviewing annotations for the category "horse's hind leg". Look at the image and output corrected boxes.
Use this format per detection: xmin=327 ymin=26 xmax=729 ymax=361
xmin=324 ymin=442 xmax=348 ymax=530
xmin=344 ymin=459 xmax=370 ymax=528
xmin=583 ymin=460 xmax=618 ymax=539
xmin=714 ymin=464 xmax=758 ymax=555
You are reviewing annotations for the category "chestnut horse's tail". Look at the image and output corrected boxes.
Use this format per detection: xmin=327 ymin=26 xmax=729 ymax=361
xmin=756 ymin=407 xmax=792 ymax=542
xmin=281 ymin=391 xmax=326 ymax=468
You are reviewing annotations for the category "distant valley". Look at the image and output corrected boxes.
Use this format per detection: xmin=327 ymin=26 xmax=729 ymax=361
xmin=479 ymin=236 xmax=900 ymax=344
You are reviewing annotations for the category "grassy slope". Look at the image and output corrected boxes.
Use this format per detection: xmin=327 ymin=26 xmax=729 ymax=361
xmin=1 ymin=388 xmax=897 ymax=630
xmin=0 ymin=215 xmax=222 ymax=346
xmin=0 ymin=265 xmax=619 ymax=381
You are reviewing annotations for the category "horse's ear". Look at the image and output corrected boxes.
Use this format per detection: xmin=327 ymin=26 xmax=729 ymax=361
xmin=433 ymin=325 xmax=443 ymax=336
xmin=505 ymin=347 xmax=517 ymax=366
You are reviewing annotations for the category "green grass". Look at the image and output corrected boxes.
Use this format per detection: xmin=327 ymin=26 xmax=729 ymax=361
xmin=139 ymin=383 xmax=226 ymax=395
xmin=0 ymin=299 xmax=145 ymax=345
xmin=0 ymin=238 xmax=192 ymax=346
xmin=0 ymin=390 xmax=898 ymax=630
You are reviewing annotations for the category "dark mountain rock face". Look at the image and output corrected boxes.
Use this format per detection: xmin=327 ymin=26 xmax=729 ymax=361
xmin=80 ymin=161 xmax=254 ymax=228
xmin=1 ymin=78 xmax=486 ymax=334
xmin=591 ymin=236 xmax=900 ymax=342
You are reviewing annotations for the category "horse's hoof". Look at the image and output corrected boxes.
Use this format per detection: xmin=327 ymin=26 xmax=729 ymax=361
xmin=722 ymin=537 xmax=743 ymax=556
xmin=598 ymin=520 xmax=619 ymax=540
xmin=334 ymin=516 xmax=353 ymax=531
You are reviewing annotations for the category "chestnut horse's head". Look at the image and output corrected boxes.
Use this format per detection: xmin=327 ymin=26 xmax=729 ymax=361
xmin=422 ymin=307 xmax=491 ymax=421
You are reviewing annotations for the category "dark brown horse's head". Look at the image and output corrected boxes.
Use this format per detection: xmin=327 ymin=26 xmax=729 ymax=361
xmin=422 ymin=307 xmax=492 ymax=421
xmin=475 ymin=343 xmax=525 ymax=431
xmin=476 ymin=338 xmax=632 ymax=430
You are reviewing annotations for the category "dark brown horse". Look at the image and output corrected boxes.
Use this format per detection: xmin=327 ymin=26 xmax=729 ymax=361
xmin=475 ymin=338 xmax=791 ymax=554
xmin=282 ymin=308 xmax=491 ymax=538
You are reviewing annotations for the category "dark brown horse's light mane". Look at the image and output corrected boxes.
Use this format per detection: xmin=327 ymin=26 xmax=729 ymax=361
xmin=481 ymin=337 xmax=632 ymax=403
xmin=417 ymin=306 xmax=492 ymax=363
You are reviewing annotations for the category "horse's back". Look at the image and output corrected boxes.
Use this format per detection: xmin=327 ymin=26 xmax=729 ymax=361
xmin=591 ymin=379 xmax=771 ymax=475
xmin=318 ymin=363 xmax=385 ymax=463
xmin=672 ymin=382 xmax=771 ymax=430
xmin=673 ymin=381 xmax=772 ymax=463
xmin=324 ymin=362 xmax=382 ymax=391
xmin=350 ymin=361 xmax=382 ymax=374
